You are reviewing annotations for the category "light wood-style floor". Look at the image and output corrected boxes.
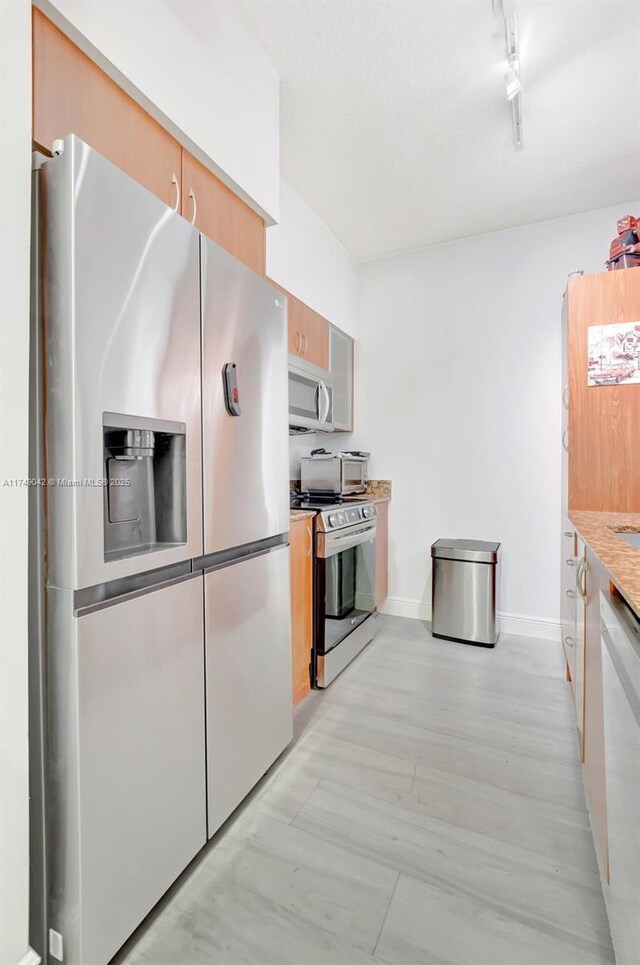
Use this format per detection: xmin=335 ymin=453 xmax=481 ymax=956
xmin=116 ymin=616 xmax=614 ymax=965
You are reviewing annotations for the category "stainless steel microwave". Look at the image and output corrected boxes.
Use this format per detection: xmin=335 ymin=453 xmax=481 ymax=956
xmin=288 ymin=361 xmax=333 ymax=433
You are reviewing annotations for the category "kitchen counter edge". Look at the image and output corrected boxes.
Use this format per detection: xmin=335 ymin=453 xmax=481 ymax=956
xmin=569 ymin=510 xmax=640 ymax=617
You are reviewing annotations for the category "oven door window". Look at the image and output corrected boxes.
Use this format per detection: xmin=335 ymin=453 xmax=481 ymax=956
xmin=341 ymin=460 xmax=365 ymax=491
xmin=321 ymin=535 xmax=376 ymax=654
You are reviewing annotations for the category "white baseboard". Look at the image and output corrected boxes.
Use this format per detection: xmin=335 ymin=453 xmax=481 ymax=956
xmin=381 ymin=596 xmax=431 ymax=621
xmin=498 ymin=611 xmax=561 ymax=641
xmin=380 ymin=597 xmax=561 ymax=642
xmin=17 ymin=948 xmax=40 ymax=965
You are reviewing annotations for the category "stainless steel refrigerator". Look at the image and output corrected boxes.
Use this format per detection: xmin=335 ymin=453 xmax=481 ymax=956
xmin=30 ymin=135 xmax=292 ymax=965
xmin=199 ymin=237 xmax=292 ymax=836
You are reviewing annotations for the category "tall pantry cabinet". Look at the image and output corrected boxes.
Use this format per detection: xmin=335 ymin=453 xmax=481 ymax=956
xmin=561 ymin=268 xmax=640 ymax=902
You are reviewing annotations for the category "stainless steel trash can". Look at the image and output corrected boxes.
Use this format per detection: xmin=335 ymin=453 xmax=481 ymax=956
xmin=431 ymin=539 xmax=500 ymax=647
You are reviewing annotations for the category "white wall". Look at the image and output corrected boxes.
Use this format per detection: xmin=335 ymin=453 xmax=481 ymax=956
xmin=36 ymin=0 xmax=280 ymax=223
xmin=0 ymin=4 xmax=37 ymax=964
xmin=354 ymin=202 xmax=640 ymax=636
xmin=267 ymin=179 xmax=357 ymax=336
xmin=267 ymin=179 xmax=358 ymax=480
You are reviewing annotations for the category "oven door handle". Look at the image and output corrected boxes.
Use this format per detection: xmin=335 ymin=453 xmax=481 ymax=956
xmin=320 ymin=524 xmax=377 ymax=559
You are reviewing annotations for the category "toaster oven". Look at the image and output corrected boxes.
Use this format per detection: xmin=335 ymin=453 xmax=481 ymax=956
xmin=300 ymin=451 xmax=369 ymax=496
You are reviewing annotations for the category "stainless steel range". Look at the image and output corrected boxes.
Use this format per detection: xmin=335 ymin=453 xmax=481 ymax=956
xmin=294 ymin=496 xmax=378 ymax=687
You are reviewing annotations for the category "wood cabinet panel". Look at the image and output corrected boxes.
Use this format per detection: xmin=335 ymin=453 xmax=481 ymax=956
xmin=299 ymin=303 xmax=330 ymax=370
xmin=574 ymin=538 xmax=586 ymax=756
xmin=568 ymin=271 xmax=640 ymax=512
xmin=375 ymin=502 xmax=389 ymax=609
xmin=287 ymin=292 xmax=304 ymax=356
xmin=32 ymin=9 xmax=182 ymax=208
xmin=181 ymin=151 xmax=265 ymax=275
xmin=269 ymin=281 xmax=329 ymax=369
xmin=583 ymin=549 xmax=610 ymax=880
xmin=290 ymin=517 xmax=313 ymax=706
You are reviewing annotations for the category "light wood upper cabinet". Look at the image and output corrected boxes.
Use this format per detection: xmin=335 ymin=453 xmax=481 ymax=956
xmin=290 ymin=516 xmax=313 ymax=706
xmin=33 ymin=9 xmax=182 ymax=209
xmin=568 ymin=270 xmax=640 ymax=512
xmin=299 ymin=302 xmax=330 ymax=370
xmin=375 ymin=502 xmax=389 ymax=610
xmin=282 ymin=290 xmax=329 ymax=370
xmin=330 ymin=324 xmax=354 ymax=432
xmin=181 ymin=152 xmax=265 ymax=276
xmin=33 ymin=11 xmax=266 ymax=275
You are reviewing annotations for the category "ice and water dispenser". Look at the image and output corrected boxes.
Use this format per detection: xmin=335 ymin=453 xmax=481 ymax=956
xmin=103 ymin=414 xmax=187 ymax=561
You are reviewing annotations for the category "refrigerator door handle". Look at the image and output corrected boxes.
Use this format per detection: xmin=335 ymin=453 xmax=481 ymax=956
xmin=222 ymin=363 xmax=241 ymax=417
xmin=73 ymin=565 xmax=197 ymax=617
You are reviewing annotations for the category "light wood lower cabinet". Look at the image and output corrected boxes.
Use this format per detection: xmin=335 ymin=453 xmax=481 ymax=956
xmin=290 ymin=517 xmax=313 ymax=706
xmin=567 ymin=547 xmax=640 ymax=961
xmin=561 ymin=525 xmax=578 ymax=684
xmin=582 ymin=549 xmax=610 ymax=881
xmin=574 ymin=537 xmax=587 ymax=755
xmin=181 ymin=152 xmax=265 ymax=275
xmin=375 ymin=502 xmax=389 ymax=609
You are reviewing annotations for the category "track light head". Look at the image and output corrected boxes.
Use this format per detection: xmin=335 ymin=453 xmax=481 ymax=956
xmin=504 ymin=55 xmax=522 ymax=101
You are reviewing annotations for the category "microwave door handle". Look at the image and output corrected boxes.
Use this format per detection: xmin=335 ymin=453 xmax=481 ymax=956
xmin=321 ymin=381 xmax=330 ymax=423
xmin=314 ymin=383 xmax=321 ymax=421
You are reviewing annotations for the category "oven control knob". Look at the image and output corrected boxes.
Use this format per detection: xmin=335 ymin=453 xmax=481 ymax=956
xmin=363 ymin=505 xmax=372 ymax=518
xmin=338 ymin=511 xmax=347 ymax=526
xmin=328 ymin=513 xmax=338 ymax=528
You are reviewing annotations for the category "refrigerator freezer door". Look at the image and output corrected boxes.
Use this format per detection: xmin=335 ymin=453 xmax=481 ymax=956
xmin=46 ymin=576 xmax=206 ymax=965
xmin=205 ymin=545 xmax=293 ymax=835
xmin=41 ymin=135 xmax=202 ymax=590
xmin=201 ymin=238 xmax=289 ymax=554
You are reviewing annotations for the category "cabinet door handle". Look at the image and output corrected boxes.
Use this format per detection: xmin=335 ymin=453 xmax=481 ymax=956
xmin=306 ymin=525 xmax=313 ymax=557
xmin=576 ymin=559 xmax=588 ymax=602
xmin=304 ymin=333 xmax=308 ymax=355
xmin=562 ymin=385 xmax=569 ymax=409
xmin=295 ymin=331 xmax=302 ymax=354
xmin=565 ymin=558 xmax=576 ymax=567
xmin=566 ymin=589 xmax=576 ymax=599
xmin=171 ymin=173 xmax=180 ymax=212
xmin=564 ymin=635 xmax=575 ymax=648
xmin=562 ymin=429 xmax=569 ymax=453
xmin=564 ymin=531 xmax=573 ymax=538
xmin=188 ymin=188 xmax=197 ymax=226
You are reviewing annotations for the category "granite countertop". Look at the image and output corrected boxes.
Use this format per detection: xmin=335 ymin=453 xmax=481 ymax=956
xmin=570 ymin=510 xmax=640 ymax=615
xmin=343 ymin=480 xmax=392 ymax=503
xmin=290 ymin=509 xmax=316 ymax=522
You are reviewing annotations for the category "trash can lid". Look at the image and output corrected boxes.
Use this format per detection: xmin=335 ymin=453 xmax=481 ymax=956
xmin=431 ymin=538 xmax=501 ymax=563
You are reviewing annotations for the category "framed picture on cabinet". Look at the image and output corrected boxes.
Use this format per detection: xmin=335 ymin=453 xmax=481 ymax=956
xmin=588 ymin=322 xmax=640 ymax=386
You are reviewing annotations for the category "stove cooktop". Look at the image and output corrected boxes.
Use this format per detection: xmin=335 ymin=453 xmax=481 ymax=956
xmin=290 ymin=494 xmax=368 ymax=511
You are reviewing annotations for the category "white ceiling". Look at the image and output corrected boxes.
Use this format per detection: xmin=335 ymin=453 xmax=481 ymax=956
xmin=233 ymin=0 xmax=640 ymax=261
